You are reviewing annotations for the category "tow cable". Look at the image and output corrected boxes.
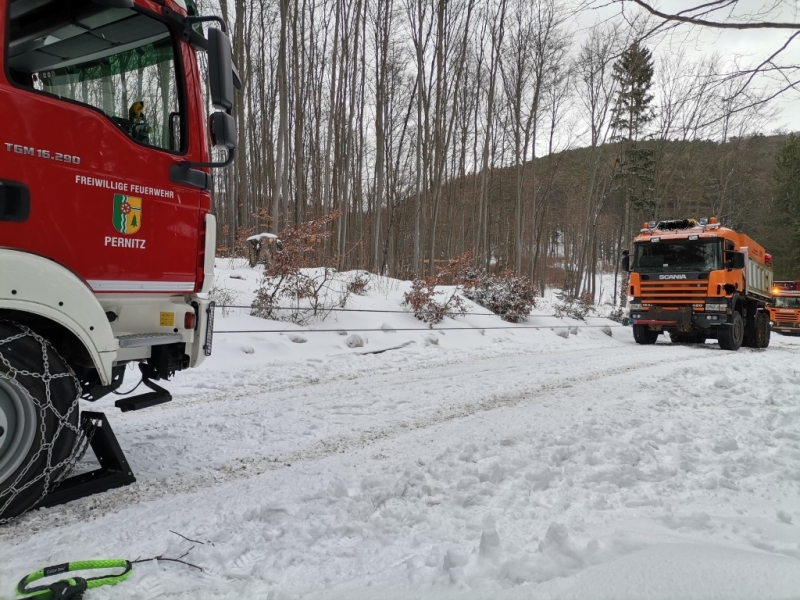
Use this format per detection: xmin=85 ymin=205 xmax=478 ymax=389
xmin=16 ymin=560 xmax=132 ymax=599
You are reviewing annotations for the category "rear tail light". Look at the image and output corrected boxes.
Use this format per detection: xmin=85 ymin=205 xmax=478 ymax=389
xmin=184 ymin=312 xmax=196 ymax=329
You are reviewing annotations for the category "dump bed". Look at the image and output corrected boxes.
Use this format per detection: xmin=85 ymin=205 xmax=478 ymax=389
xmin=739 ymin=234 xmax=772 ymax=301
xmin=744 ymin=253 xmax=773 ymax=301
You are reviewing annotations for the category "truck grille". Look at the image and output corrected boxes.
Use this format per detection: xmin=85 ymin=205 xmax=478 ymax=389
xmin=640 ymin=281 xmax=707 ymax=305
xmin=773 ymin=312 xmax=798 ymax=323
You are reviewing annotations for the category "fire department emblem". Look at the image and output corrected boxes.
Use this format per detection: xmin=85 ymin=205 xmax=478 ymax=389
xmin=113 ymin=194 xmax=142 ymax=235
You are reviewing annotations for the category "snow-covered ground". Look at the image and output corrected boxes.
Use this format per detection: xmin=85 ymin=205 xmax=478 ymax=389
xmin=1 ymin=262 xmax=799 ymax=599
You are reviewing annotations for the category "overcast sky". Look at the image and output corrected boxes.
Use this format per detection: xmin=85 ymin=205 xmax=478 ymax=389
xmin=576 ymin=0 xmax=800 ymax=134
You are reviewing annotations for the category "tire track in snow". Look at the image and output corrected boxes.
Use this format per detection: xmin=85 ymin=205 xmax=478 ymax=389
xmin=113 ymin=344 xmax=610 ymax=420
xmin=107 ymin=343 xmax=665 ymax=437
xmin=0 ymin=353 xmax=697 ymax=537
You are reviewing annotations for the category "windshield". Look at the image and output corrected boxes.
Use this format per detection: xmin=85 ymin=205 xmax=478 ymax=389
xmin=7 ymin=1 xmax=183 ymax=152
xmin=634 ymin=240 xmax=722 ymax=273
xmin=773 ymin=297 xmax=800 ymax=308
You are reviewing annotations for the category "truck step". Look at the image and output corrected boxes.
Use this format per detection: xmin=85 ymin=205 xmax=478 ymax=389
xmin=117 ymin=333 xmax=183 ymax=348
xmin=114 ymin=376 xmax=173 ymax=412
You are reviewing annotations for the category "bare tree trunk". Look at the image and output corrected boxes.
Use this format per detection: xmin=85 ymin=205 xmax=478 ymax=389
xmin=273 ymin=0 xmax=289 ymax=233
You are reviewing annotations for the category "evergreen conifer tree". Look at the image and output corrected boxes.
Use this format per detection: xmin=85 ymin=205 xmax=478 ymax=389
xmin=612 ymin=42 xmax=656 ymax=214
xmin=611 ymin=42 xmax=656 ymax=306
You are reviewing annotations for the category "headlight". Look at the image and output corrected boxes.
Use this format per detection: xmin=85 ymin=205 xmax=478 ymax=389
xmin=705 ymin=303 xmax=726 ymax=312
xmin=630 ymin=302 xmax=642 ymax=311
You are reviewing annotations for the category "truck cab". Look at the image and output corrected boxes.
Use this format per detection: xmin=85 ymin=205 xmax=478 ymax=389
xmin=624 ymin=218 xmax=772 ymax=351
xmin=0 ymin=0 xmax=236 ymax=519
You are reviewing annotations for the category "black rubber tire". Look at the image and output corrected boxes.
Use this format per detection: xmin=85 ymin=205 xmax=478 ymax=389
xmin=753 ymin=312 xmax=770 ymax=348
xmin=0 ymin=322 xmax=79 ymax=520
xmin=718 ymin=311 xmax=744 ymax=351
xmin=633 ymin=324 xmax=659 ymax=345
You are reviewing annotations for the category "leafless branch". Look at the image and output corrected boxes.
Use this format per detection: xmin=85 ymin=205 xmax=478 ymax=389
xmin=622 ymin=0 xmax=800 ymax=29
xmin=132 ymin=552 xmax=203 ymax=572
xmin=169 ymin=530 xmax=206 ymax=545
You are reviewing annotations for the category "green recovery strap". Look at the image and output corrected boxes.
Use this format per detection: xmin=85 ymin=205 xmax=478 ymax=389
xmin=17 ymin=559 xmax=132 ymax=599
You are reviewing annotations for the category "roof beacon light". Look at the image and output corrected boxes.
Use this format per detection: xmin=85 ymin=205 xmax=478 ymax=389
xmin=709 ymin=217 xmax=718 ymax=224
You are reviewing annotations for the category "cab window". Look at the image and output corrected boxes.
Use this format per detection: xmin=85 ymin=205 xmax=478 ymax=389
xmin=7 ymin=0 xmax=184 ymax=152
xmin=634 ymin=240 xmax=723 ymax=273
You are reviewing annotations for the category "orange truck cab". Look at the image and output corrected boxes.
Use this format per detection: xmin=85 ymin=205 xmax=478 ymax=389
xmin=622 ymin=217 xmax=773 ymax=351
xmin=769 ymin=281 xmax=800 ymax=335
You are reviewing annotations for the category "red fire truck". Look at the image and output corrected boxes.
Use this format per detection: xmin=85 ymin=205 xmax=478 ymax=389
xmin=1 ymin=0 xmax=237 ymax=519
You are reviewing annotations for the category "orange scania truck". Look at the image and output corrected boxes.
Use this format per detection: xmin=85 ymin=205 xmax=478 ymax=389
xmin=622 ymin=218 xmax=773 ymax=351
xmin=769 ymin=281 xmax=800 ymax=335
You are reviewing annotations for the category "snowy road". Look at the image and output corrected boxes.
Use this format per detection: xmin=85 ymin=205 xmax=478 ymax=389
xmin=2 ymin=325 xmax=800 ymax=598
xmin=0 ymin=333 xmax=800 ymax=598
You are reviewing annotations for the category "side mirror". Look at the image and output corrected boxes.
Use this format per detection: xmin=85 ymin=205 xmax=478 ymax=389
xmin=621 ymin=249 xmax=630 ymax=272
xmin=727 ymin=251 xmax=746 ymax=270
xmin=209 ymin=112 xmax=236 ymax=149
xmin=170 ymin=23 xmax=237 ymax=190
xmin=208 ymin=28 xmax=234 ymax=113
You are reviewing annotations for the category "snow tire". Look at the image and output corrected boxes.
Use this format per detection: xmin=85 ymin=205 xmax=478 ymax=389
xmin=752 ymin=311 xmax=770 ymax=349
xmin=0 ymin=321 xmax=80 ymax=521
xmin=718 ymin=311 xmax=744 ymax=351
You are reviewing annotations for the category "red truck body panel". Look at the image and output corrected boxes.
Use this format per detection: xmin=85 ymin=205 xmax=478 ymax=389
xmin=0 ymin=0 xmax=211 ymax=294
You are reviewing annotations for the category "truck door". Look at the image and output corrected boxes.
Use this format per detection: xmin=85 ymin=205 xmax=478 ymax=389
xmin=2 ymin=0 xmax=203 ymax=293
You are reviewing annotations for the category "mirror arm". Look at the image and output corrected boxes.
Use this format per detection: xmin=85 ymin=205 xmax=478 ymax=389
xmin=180 ymin=148 xmax=235 ymax=170
xmin=185 ymin=15 xmax=228 ymax=33
xmin=232 ymin=63 xmax=242 ymax=90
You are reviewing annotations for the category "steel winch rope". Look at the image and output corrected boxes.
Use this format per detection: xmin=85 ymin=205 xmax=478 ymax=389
xmin=214 ymin=324 xmax=625 ymax=334
xmin=212 ymin=304 xmax=565 ymax=317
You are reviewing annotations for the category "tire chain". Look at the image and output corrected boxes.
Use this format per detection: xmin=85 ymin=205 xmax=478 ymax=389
xmin=0 ymin=323 xmax=86 ymax=524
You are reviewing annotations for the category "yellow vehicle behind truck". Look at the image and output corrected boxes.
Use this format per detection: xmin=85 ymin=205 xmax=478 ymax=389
xmin=623 ymin=217 xmax=773 ymax=351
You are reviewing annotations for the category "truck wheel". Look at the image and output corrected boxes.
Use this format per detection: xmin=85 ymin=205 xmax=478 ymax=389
xmin=743 ymin=308 xmax=759 ymax=348
xmin=718 ymin=312 xmax=744 ymax=351
xmin=754 ymin=312 xmax=770 ymax=348
xmin=0 ymin=322 xmax=79 ymax=520
xmin=633 ymin=325 xmax=659 ymax=345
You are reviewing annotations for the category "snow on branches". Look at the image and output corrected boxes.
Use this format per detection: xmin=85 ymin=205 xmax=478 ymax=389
xmin=462 ymin=271 xmax=537 ymax=323
xmin=403 ymin=252 xmax=472 ymax=324
xmin=251 ymin=212 xmax=345 ymax=324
